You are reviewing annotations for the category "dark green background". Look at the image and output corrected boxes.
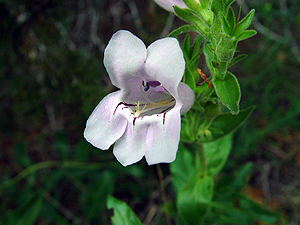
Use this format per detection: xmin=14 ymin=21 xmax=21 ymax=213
xmin=0 ymin=0 xmax=299 ymax=224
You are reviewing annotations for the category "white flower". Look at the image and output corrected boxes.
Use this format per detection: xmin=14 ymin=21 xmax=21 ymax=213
xmin=154 ymin=0 xmax=187 ymax=12
xmin=84 ymin=30 xmax=194 ymax=166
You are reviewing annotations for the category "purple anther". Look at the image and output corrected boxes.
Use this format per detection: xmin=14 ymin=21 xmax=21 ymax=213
xmin=147 ymin=81 xmax=161 ymax=87
xmin=142 ymin=81 xmax=150 ymax=91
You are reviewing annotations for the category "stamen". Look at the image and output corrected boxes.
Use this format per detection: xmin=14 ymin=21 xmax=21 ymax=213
xmin=142 ymin=81 xmax=150 ymax=91
xmin=140 ymin=80 xmax=156 ymax=104
xmin=134 ymin=101 xmax=147 ymax=117
xmin=147 ymin=81 xmax=161 ymax=87
xmin=134 ymin=99 xmax=175 ymax=117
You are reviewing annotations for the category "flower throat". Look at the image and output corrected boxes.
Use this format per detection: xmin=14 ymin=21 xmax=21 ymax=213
xmin=114 ymin=80 xmax=176 ymax=118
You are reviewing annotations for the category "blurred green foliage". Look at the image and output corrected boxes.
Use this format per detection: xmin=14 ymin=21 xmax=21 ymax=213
xmin=0 ymin=0 xmax=300 ymax=224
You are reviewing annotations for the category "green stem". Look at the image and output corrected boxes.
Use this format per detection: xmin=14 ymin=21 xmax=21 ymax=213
xmin=156 ymin=164 xmax=172 ymax=225
xmin=197 ymin=144 xmax=207 ymax=176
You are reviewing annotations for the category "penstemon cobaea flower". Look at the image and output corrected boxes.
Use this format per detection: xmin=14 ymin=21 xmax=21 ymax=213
xmin=84 ymin=30 xmax=194 ymax=166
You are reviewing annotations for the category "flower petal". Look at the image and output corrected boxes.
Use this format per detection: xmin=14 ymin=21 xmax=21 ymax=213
xmin=83 ymin=91 xmax=127 ymax=150
xmin=103 ymin=30 xmax=147 ymax=89
xmin=113 ymin=119 xmax=149 ymax=166
xmin=145 ymin=105 xmax=181 ymax=165
xmin=154 ymin=0 xmax=187 ymax=12
xmin=145 ymin=37 xmax=185 ymax=98
xmin=178 ymin=82 xmax=195 ymax=114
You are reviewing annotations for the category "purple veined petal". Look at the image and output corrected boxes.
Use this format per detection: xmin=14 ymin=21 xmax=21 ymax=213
xmin=103 ymin=30 xmax=147 ymax=89
xmin=145 ymin=37 xmax=185 ymax=99
xmin=154 ymin=0 xmax=187 ymax=12
xmin=144 ymin=104 xmax=182 ymax=165
xmin=112 ymin=118 xmax=149 ymax=166
xmin=83 ymin=91 xmax=127 ymax=150
xmin=177 ymin=82 xmax=195 ymax=114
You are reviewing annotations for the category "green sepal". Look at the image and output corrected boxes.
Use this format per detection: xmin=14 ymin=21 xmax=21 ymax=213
xmin=203 ymin=101 xmax=221 ymax=119
xmin=107 ymin=195 xmax=143 ymax=225
xmin=193 ymin=100 xmax=205 ymax=112
xmin=233 ymin=9 xmax=255 ymax=37
xmin=224 ymin=0 xmax=236 ymax=10
xmin=211 ymin=0 xmax=225 ymax=15
xmin=199 ymin=0 xmax=213 ymax=10
xmin=177 ymin=175 xmax=214 ymax=225
xmin=213 ymin=71 xmax=241 ymax=114
xmin=173 ymin=6 xmax=210 ymax=37
xmin=215 ymin=36 xmax=237 ymax=62
xmin=228 ymin=54 xmax=247 ymax=67
xmin=182 ymin=0 xmax=201 ymax=12
xmin=197 ymin=106 xmax=255 ymax=143
xmin=168 ymin=25 xmax=200 ymax=37
xmin=211 ymin=13 xmax=223 ymax=41
xmin=237 ymin=29 xmax=257 ymax=41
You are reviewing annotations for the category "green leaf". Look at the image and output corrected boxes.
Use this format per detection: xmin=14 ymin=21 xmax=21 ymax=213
xmin=239 ymin=196 xmax=279 ymax=224
xmin=170 ymin=143 xmax=197 ymax=193
xmin=206 ymin=161 xmax=281 ymax=224
xmin=168 ymin=25 xmax=199 ymax=37
xmin=107 ymin=196 xmax=143 ymax=225
xmin=181 ymin=34 xmax=203 ymax=90
xmin=226 ymin=7 xmax=236 ymax=34
xmin=83 ymin=171 xmax=115 ymax=219
xmin=228 ymin=54 xmax=247 ymax=67
xmin=213 ymin=72 xmax=241 ymax=114
xmin=217 ymin=163 xmax=253 ymax=193
xmin=178 ymin=175 xmax=214 ymax=225
xmin=7 ymin=195 xmax=43 ymax=225
xmin=221 ymin=14 xmax=232 ymax=35
xmin=197 ymin=106 xmax=255 ymax=143
xmin=237 ymin=29 xmax=257 ymax=41
xmin=190 ymin=35 xmax=204 ymax=56
xmin=203 ymin=134 xmax=233 ymax=176
xmin=233 ymin=9 xmax=255 ymax=37
xmin=208 ymin=188 xmax=280 ymax=224
xmin=203 ymin=42 xmax=215 ymax=73
xmin=183 ymin=33 xmax=191 ymax=58
xmin=184 ymin=66 xmax=197 ymax=89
